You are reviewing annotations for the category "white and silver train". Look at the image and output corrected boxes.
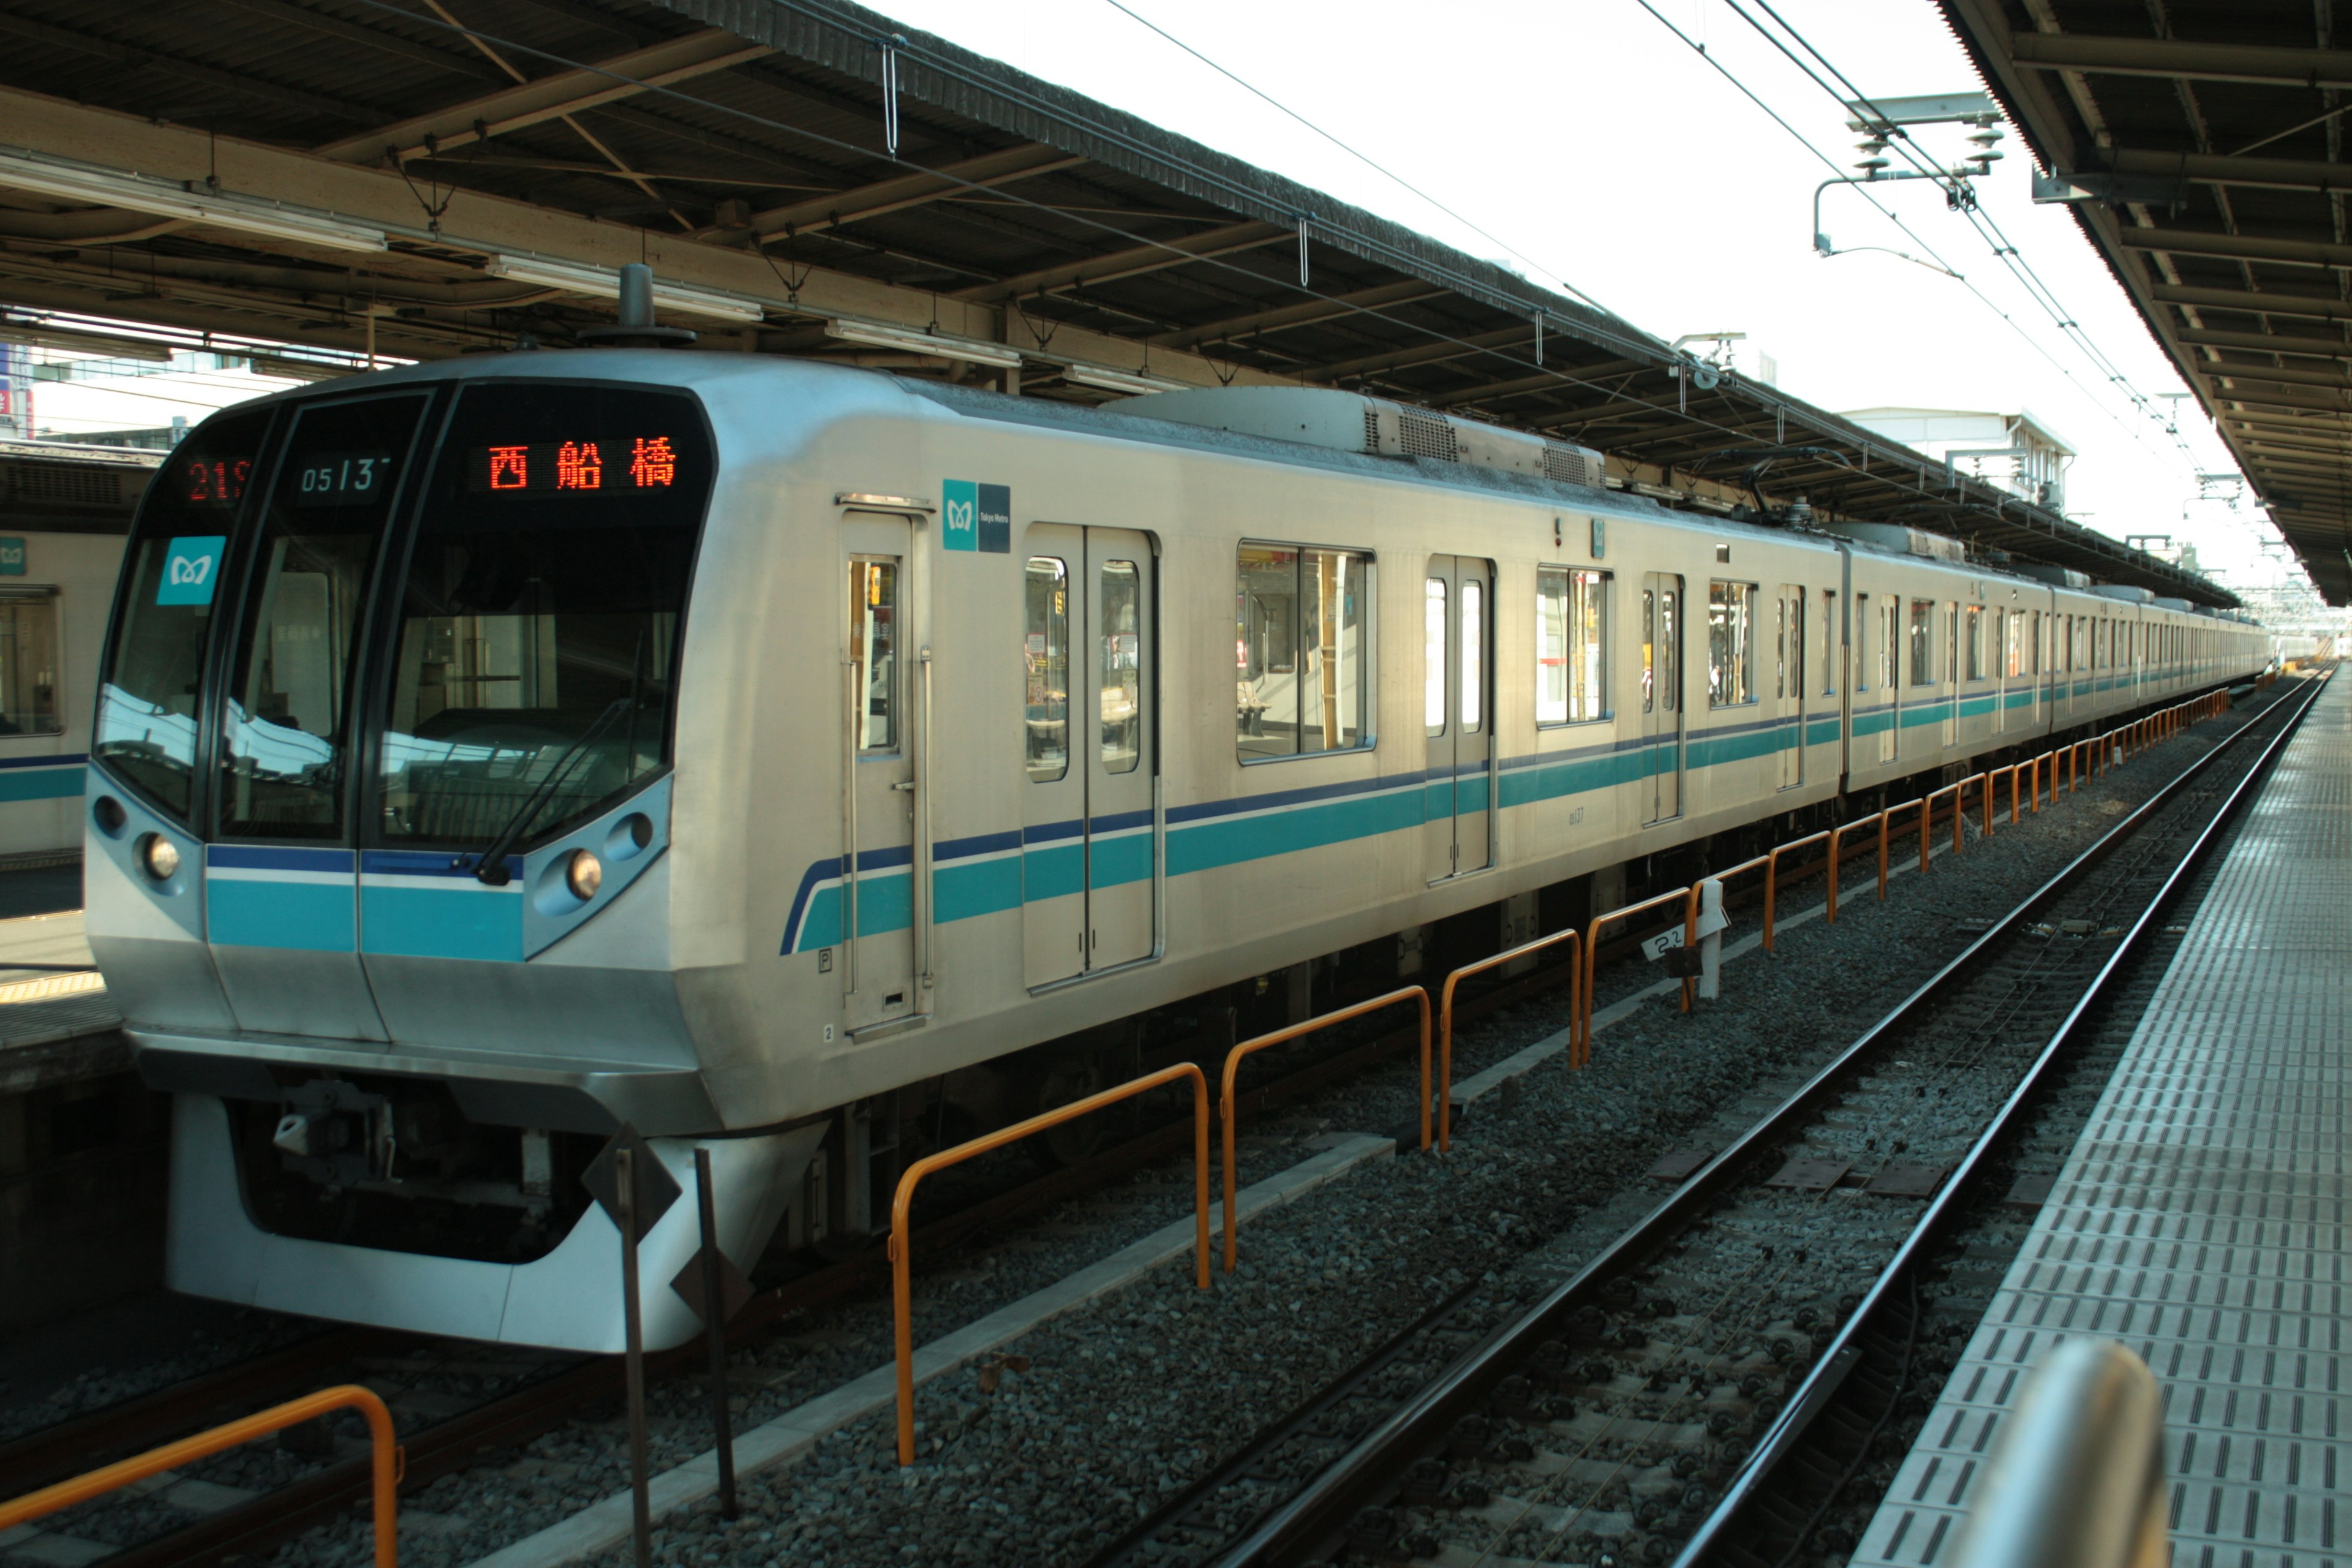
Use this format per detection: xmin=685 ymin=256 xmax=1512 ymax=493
xmin=84 ymin=355 xmax=2264 ymax=1351
xmin=0 ymin=440 xmax=152 ymax=861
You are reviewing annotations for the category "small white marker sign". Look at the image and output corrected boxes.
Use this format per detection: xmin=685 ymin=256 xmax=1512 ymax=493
xmin=1641 ymin=907 xmax=1730 ymax=962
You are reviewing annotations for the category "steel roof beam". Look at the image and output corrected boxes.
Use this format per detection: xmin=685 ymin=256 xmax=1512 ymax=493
xmin=2122 ymin=227 xmax=2352 ymax=271
xmin=738 ymin=144 xmax=1084 ymax=241
xmin=2009 ymin=31 xmax=2352 ymax=89
xmin=951 ymin=219 xmax=1288 ymax=303
xmin=2198 ymin=360 xmax=2352 ymax=390
xmin=0 ymin=10 xmax=383 ymax=125
xmin=1148 ymin=280 xmax=1445 ymax=350
xmin=313 ymin=28 xmax=774 ymax=163
xmin=2176 ymin=327 xmax=2352 ymax=358
xmin=1303 ymin=323 xmax=1544 ymax=383
xmin=2105 ymin=146 xmax=2352 ymax=194
xmin=2149 ymin=284 xmax=2352 ymax=321
xmin=1430 ymin=359 xmax=1645 ymax=409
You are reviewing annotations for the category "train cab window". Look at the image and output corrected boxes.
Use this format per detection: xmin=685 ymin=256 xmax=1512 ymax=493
xmin=1023 ymin=557 xmax=1069 ymax=782
xmin=94 ymin=405 xmax=273 ymax=818
xmin=1908 ymin=599 xmax=1934 ymax=686
xmin=1706 ymin=581 xmax=1758 ymax=706
xmin=219 ymin=394 xmax=430 ymax=838
xmin=0 ymin=595 xmax=61 ymax=737
xmin=1536 ymin=567 xmax=1609 ymax=725
xmin=1099 ymin=560 xmax=1141 ymax=773
xmin=1237 ymin=543 xmax=1370 ymax=762
xmin=377 ymin=383 xmax=712 ymax=848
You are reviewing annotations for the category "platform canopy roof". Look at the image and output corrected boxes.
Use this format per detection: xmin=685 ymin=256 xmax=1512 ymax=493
xmin=1942 ymin=0 xmax=2352 ymax=605
xmin=0 ymin=0 xmax=2237 ymax=605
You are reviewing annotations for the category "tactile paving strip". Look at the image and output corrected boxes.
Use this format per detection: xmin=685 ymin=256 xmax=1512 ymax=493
xmin=1853 ymin=678 xmax=2351 ymax=1568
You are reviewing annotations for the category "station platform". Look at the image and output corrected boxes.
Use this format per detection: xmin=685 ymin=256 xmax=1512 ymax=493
xmin=1853 ymin=671 xmax=2349 ymax=1568
xmin=0 ymin=898 xmax=117 ymax=1096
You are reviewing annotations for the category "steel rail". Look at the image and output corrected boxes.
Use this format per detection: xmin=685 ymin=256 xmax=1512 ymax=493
xmin=1206 ymin=677 xmax=2317 ymax=1568
xmin=1671 ymin=669 xmax=2329 ymax=1568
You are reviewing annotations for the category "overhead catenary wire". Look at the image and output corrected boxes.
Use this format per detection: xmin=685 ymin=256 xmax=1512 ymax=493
xmin=1721 ymin=0 xmax=2209 ymax=475
xmin=278 ymin=0 xmax=2214 ymax=586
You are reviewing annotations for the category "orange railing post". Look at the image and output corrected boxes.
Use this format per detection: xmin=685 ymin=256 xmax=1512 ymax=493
xmin=1763 ymin=832 xmax=1828 ymax=951
xmin=1438 ymin=932 xmax=1579 ymax=1151
xmin=0 ymin=1385 xmax=399 ymax=1568
xmin=1222 ymin=988 xmax=1429 ymax=1266
xmin=1828 ymin=816 xmax=1860 ymax=923
xmin=1879 ymin=804 xmax=1899 ymax=899
xmin=891 ymin=1063 xmax=1210 ymax=1463
xmin=1580 ymin=886 xmax=1694 ymax=1066
xmin=2007 ymin=763 xmax=2021 ymax=825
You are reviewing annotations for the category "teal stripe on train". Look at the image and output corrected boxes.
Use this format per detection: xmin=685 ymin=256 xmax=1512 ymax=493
xmin=0 ymin=763 xmax=84 ymax=803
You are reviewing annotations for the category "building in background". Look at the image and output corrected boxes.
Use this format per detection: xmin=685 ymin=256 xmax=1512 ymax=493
xmin=1839 ymin=407 xmax=2075 ymax=514
xmin=0 ymin=342 xmax=28 ymax=442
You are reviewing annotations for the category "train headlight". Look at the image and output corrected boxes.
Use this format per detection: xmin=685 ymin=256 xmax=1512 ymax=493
xmin=565 ymin=848 xmax=603 ymax=902
xmin=138 ymin=834 xmax=181 ymax=882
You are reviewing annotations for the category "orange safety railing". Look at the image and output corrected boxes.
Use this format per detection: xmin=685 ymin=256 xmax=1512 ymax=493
xmin=1437 ymin=932 xmax=1580 ymax=1152
xmin=889 ymin=1062 xmax=1210 ymax=1463
xmin=1762 ymin=831 xmax=1830 ymax=951
xmin=1579 ymin=886 xmax=1693 ymax=1066
xmin=1220 ymin=987 xmax=1430 ymax=1270
xmin=1921 ymin=780 xmax=1964 ymax=869
xmin=0 ymin=1385 xmax=399 ymax=1568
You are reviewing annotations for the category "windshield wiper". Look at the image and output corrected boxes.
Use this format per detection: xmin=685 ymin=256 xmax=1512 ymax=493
xmin=467 ymin=696 xmax=631 ymax=886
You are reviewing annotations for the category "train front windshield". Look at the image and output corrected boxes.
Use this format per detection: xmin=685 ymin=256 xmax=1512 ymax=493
xmin=94 ymin=380 xmax=714 ymax=853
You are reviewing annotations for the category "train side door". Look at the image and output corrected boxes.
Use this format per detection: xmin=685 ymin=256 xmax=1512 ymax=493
xmin=841 ymin=519 xmax=919 ymax=1033
xmin=1423 ymin=556 xmax=1493 ymax=881
xmin=1776 ymin=583 xmax=1804 ymax=790
xmin=1640 ymin=571 xmax=1684 ymax=824
xmin=1022 ymin=524 xmax=1156 ymax=987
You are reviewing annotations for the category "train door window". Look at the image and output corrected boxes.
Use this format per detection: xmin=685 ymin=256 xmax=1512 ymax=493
xmin=1707 ymin=581 xmax=1758 ymax=706
xmin=1853 ymin=594 xmax=1868 ymax=691
xmin=1458 ymin=579 xmax=1483 ymax=733
xmin=1238 ymin=543 xmax=1370 ymax=761
xmin=1424 ymin=577 xmax=1447 ymax=736
xmin=848 ymin=559 xmax=899 ymax=753
xmin=0 ymin=593 xmax=62 ymax=736
xmin=1099 ymin=561 xmax=1141 ymax=773
xmin=1023 ymin=557 xmax=1069 ymax=782
xmin=1909 ymin=599 xmax=1934 ymax=686
xmin=219 ymin=394 xmax=429 ymax=839
xmin=1536 ymin=567 xmax=1609 ymax=725
xmin=2006 ymin=612 xmax=2022 ymax=678
xmin=1965 ymin=607 xmax=1985 ymax=680
xmin=1820 ymin=589 xmax=1836 ymax=696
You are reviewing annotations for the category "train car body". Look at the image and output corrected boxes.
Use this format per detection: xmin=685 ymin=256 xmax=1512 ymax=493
xmin=82 ymin=354 xmax=2265 ymax=1351
xmin=0 ymin=440 xmax=148 ymax=860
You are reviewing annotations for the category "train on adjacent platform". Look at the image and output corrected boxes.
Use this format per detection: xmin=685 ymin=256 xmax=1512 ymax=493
xmin=81 ymin=354 xmax=2266 ymax=1351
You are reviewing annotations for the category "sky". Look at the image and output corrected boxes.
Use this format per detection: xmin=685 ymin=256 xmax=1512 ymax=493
xmin=867 ymin=0 xmax=2299 ymax=595
xmin=10 ymin=0 xmax=2307 ymax=595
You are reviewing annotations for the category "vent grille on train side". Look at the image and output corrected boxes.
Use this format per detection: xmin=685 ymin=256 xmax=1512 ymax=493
xmin=1396 ymin=409 xmax=1459 ymax=462
xmin=7 ymin=464 xmax=124 ymax=506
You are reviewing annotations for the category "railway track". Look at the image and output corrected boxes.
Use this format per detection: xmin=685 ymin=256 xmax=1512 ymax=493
xmin=1079 ymin=674 xmax=2324 ymax=1568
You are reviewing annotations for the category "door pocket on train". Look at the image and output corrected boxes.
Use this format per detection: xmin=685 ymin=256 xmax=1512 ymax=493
xmin=1021 ymin=524 xmax=1156 ymax=989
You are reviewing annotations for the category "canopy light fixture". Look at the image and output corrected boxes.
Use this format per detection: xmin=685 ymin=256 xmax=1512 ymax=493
xmin=1061 ymin=363 xmax=1188 ymax=395
xmin=0 ymin=319 xmax=173 ymax=362
xmin=0 ymin=151 xmax=388 ymax=253
xmin=823 ymin=318 xmax=1023 ymax=368
xmin=482 ymin=255 xmax=766 ymax=323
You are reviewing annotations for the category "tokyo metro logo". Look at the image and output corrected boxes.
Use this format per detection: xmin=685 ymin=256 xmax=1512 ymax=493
xmin=156 ymin=536 xmax=227 ymax=606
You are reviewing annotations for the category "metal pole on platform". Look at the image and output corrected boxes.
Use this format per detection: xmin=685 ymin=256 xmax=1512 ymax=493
xmin=617 ymin=1147 xmax=652 ymax=1568
xmin=695 ymin=1147 xmax=739 ymax=1518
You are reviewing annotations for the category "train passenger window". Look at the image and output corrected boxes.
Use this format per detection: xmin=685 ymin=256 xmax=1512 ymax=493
xmin=1536 ymin=567 xmax=1609 ymax=725
xmin=1820 ymin=590 xmax=1836 ymax=696
xmin=221 ymin=394 xmax=430 ymax=838
xmin=1099 ymin=561 xmax=1140 ymax=774
xmin=1237 ymin=543 xmax=1370 ymax=762
xmin=1423 ymin=578 xmax=1446 ymax=736
xmin=1909 ymin=600 xmax=1934 ymax=686
xmin=1965 ymin=607 xmax=1985 ymax=680
xmin=1023 ymin=557 xmax=1068 ymax=782
xmin=1706 ymin=581 xmax=1758 ymax=706
xmin=0 ymin=594 xmax=61 ymax=736
xmin=377 ymin=383 xmax=712 ymax=848
xmin=95 ymin=405 xmax=274 ymax=818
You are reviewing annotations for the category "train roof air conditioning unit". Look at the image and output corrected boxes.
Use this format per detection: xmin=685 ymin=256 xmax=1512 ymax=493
xmin=2008 ymin=562 xmax=2093 ymax=589
xmin=1120 ymin=386 xmax=1607 ymax=489
xmin=2091 ymin=584 xmax=2155 ymax=603
xmin=1822 ymin=519 xmax=1967 ymax=562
